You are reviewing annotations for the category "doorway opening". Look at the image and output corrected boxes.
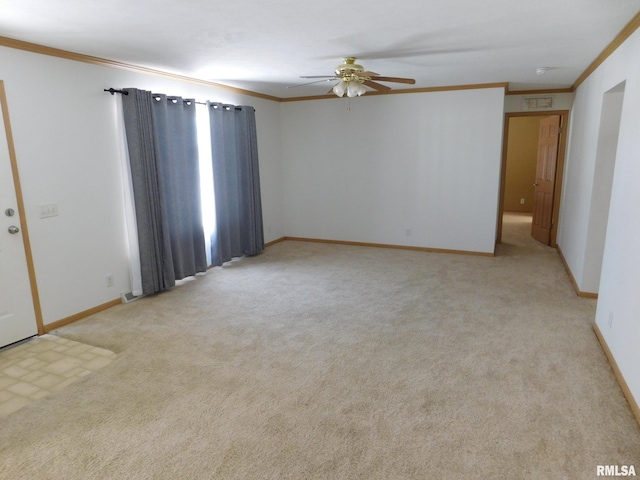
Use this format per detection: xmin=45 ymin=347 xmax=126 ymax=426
xmin=580 ymin=81 xmax=625 ymax=293
xmin=497 ymin=110 xmax=569 ymax=248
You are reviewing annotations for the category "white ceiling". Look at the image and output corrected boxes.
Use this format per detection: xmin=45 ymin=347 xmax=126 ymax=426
xmin=2 ymin=0 xmax=640 ymax=98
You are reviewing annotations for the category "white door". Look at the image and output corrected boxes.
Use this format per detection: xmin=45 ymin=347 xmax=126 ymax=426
xmin=0 ymin=83 xmax=38 ymax=348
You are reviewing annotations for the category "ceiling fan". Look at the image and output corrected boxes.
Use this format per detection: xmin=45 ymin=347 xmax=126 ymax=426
xmin=291 ymin=57 xmax=416 ymax=97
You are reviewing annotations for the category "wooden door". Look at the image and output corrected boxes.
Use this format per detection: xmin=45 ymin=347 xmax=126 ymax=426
xmin=531 ymin=115 xmax=560 ymax=245
xmin=0 ymin=81 xmax=39 ymax=348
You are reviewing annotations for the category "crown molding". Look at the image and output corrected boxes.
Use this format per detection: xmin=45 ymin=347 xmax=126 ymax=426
xmin=572 ymin=10 xmax=640 ymax=90
xmin=0 ymin=35 xmax=281 ymax=102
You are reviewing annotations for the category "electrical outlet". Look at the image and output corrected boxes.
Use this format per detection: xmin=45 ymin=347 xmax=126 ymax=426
xmin=520 ymin=198 xmax=525 ymax=205
xmin=405 ymin=228 xmax=412 ymax=237
xmin=106 ymin=274 xmax=114 ymax=287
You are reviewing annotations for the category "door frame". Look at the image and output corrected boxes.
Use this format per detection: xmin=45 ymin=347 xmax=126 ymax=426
xmin=496 ymin=110 xmax=570 ymax=248
xmin=1 ymin=80 xmax=44 ymax=335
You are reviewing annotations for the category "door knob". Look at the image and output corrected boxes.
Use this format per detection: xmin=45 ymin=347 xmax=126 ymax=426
xmin=533 ymin=182 xmax=539 ymax=187
xmin=8 ymin=225 xmax=20 ymax=234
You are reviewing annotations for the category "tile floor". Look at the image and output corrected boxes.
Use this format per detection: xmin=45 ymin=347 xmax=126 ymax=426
xmin=0 ymin=334 xmax=116 ymax=418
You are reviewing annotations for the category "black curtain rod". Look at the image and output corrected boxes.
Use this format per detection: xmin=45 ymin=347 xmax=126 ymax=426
xmin=103 ymin=88 xmax=248 ymax=111
xmin=104 ymin=88 xmax=128 ymax=95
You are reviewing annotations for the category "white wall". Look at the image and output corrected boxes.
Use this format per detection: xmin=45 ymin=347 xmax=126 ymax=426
xmin=559 ymin=28 xmax=640 ymax=407
xmin=559 ymin=84 xmax=627 ymax=295
xmin=280 ymin=88 xmax=505 ymax=254
xmin=0 ymin=45 xmax=283 ymax=325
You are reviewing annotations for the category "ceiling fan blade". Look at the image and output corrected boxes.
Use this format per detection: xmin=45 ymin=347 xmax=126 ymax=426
xmin=363 ymin=80 xmax=391 ymax=92
xmin=358 ymin=71 xmax=380 ymax=77
xmin=369 ymin=76 xmax=416 ymax=84
xmin=300 ymin=75 xmax=337 ymax=78
xmin=288 ymin=78 xmax=337 ymax=88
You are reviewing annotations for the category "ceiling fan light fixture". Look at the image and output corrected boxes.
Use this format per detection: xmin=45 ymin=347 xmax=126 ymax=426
xmin=333 ymin=80 xmax=347 ymax=97
xmin=346 ymin=81 xmax=359 ymax=97
xmin=348 ymin=81 xmax=366 ymax=97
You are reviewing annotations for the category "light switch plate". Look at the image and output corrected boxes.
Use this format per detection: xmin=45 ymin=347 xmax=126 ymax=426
xmin=39 ymin=203 xmax=59 ymax=218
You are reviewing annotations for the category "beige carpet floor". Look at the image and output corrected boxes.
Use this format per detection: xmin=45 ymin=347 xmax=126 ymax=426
xmin=1 ymin=213 xmax=638 ymax=479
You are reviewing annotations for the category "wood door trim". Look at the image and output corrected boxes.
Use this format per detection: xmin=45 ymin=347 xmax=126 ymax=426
xmin=496 ymin=110 xmax=570 ymax=248
xmin=0 ymin=80 xmax=45 ymax=335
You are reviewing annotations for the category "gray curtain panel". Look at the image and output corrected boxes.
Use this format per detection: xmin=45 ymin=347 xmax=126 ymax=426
xmin=152 ymin=95 xmax=207 ymax=279
xmin=122 ymin=89 xmax=207 ymax=294
xmin=207 ymin=103 xmax=264 ymax=267
xmin=235 ymin=107 xmax=264 ymax=256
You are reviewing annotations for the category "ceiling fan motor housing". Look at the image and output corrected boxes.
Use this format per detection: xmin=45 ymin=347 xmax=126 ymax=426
xmin=335 ymin=57 xmax=365 ymax=80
